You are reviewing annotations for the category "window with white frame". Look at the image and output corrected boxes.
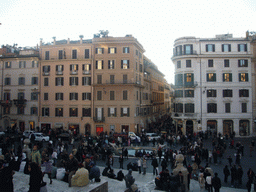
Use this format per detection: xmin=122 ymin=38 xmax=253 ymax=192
xmin=5 ymin=62 xmax=11 ymax=68
xmin=123 ymin=47 xmax=130 ymax=53
xmin=42 ymin=107 xmax=49 ymax=116
xmin=82 ymin=92 xmax=91 ymax=100
xmin=108 ymin=107 xmax=117 ymax=117
xmin=82 ymin=77 xmax=91 ymax=85
xmin=18 ymin=77 xmax=25 ymax=85
xmin=55 ymin=93 xmax=63 ymax=100
xmin=121 ymin=60 xmax=129 ymax=69
xmin=96 ymin=48 xmax=104 ymax=54
xmin=69 ymin=92 xmax=78 ymax=100
xmin=31 ymin=77 xmax=38 ymax=85
xmin=55 ymin=77 xmax=64 ymax=86
xmin=108 ymin=60 xmax=115 ymax=69
xmin=96 ymin=60 xmax=103 ymax=69
xmin=69 ymin=77 xmax=78 ymax=86
xmin=108 ymin=47 xmax=116 ymax=54
xmin=19 ymin=61 xmax=26 ymax=68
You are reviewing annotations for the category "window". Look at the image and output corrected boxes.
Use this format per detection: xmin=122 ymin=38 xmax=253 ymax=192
xmin=17 ymin=106 xmax=24 ymax=115
xmin=121 ymin=60 xmax=129 ymax=69
xmin=82 ymin=77 xmax=91 ymax=85
xmin=82 ymin=92 xmax=91 ymax=100
xmin=44 ymin=93 xmax=48 ymax=100
xmin=55 ymin=93 xmax=64 ymax=100
xmin=139 ymin=64 xmax=143 ymax=72
xmin=45 ymin=51 xmax=50 ymax=60
xmin=222 ymin=44 xmax=231 ymax=52
xmin=223 ymin=73 xmax=232 ymax=82
xmin=184 ymin=44 xmax=193 ymax=54
xmin=238 ymin=59 xmax=248 ymax=67
xmin=55 ymin=108 xmax=63 ymax=117
xmin=55 ymin=77 xmax=64 ymax=86
xmin=239 ymin=89 xmax=249 ymax=97
xmin=121 ymin=107 xmax=130 ymax=117
xmin=18 ymin=77 xmax=25 ymax=85
xmin=238 ymin=44 xmax=247 ymax=52
xmin=206 ymin=44 xmax=215 ymax=52
xmin=96 ymin=60 xmax=104 ymax=69
xmin=239 ymin=120 xmax=250 ymax=136
xmin=184 ymin=73 xmax=194 ymax=86
xmin=223 ymin=89 xmax=232 ymax=97
xmin=123 ymin=90 xmax=128 ymax=100
xmin=82 ymin=108 xmax=91 ymax=117
xmin=110 ymin=75 xmax=115 ymax=84
xmin=42 ymin=107 xmax=49 ymax=116
xmin=31 ymin=93 xmax=38 ymax=100
xmin=108 ymin=107 xmax=117 ymax=117
xmin=110 ymin=91 xmax=115 ymax=100
xmin=97 ymin=75 xmax=102 ymax=84
xmin=122 ymin=74 xmax=127 ymax=84
xmin=207 ymin=73 xmax=216 ymax=82
xmin=175 ymin=90 xmax=183 ymax=97
xmin=43 ymin=66 xmax=50 ymax=74
xmin=69 ymin=77 xmax=78 ymax=86
xmin=97 ymin=91 xmax=102 ymax=100
xmin=175 ymin=45 xmax=182 ymax=56
xmin=96 ymin=48 xmax=104 ymax=54
xmin=225 ymin=103 xmax=231 ymax=113
xmin=175 ymin=74 xmax=183 ymax=86
xmin=185 ymin=103 xmax=194 ymax=113
xmin=58 ymin=50 xmax=63 ymax=59
xmin=56 ymin=65 xmax=64 ymax=74
xmin=72 ymin=49 xmax=77 ymax=59
xmin=32 ymin=61 xmax=38 ymax=68
xmin=19 ymin=61 xmax=26 ymax=68
xmin=69 ymin=108 xmax=78 ymax=117
xmin=123 ymin=47 xmax=130 ymax=53
xmin=30 ymin=107 xmax=38 ymax=115
xmin=108 ymin=47 xmax=117 ymax=54
xmin=186 ymin=60 xmax=191 ymax=68
xmin=4 ymin=92 xmax=10 ymax=100
xmin=5 ymin=62 xmax=11 ymax=68
xmin=177 ymin=61 xmax=181 ymax=68
xmin=3 ymin=106 xmax=10 ymax=115
xmin=239 ymin=73 xmax=248 ymax=82
xmin=85 ymin=49 xmax=90 ymax=58
xmin=18 ymin=92 xmax=24 ymax=100
xmin=95 ymin=108 xmax=104 ymax=120
xmin=70 ymin=64 xmax=78 ymax=73
xmin=185 ymin=90 xmax=194 ymax=97
xmin=242 ymin=103 xmax=247 ymax=113
xmin=175 ymin=103 xmax=183 ymax=113
xmin=136 ymin=50 xmax=139 ymax=56
xmin=4 ymin=77 xmax=11 ymax=85
xmin=108 ymin=60 xmax=115 ymax=69
xmin=208 ymin=60 xmax=213 ymax=67
xmin=224 ymin=59 xmax=230 ymax=67
xmin=31 ymin=77 xmax=38 ymax=85
xmin=207 ymin=103 xmax=217 ymax=113
xmin=82 ymin=64 xmax=91 ymax=73
xmin=69 ymin=92 xmax=78 ymax=100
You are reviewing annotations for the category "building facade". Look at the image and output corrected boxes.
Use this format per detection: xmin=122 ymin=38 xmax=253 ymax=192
xmin=0 ymin=45 xmax=39 ymax=131
xmin=172 ymin=33 xmax=253 ymax=137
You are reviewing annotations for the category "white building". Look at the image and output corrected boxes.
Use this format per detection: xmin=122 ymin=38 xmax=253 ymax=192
xmin=172 ymin=33 xmax=253 ymax=137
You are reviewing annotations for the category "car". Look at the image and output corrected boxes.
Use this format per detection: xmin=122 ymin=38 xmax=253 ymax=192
xmin=145 ymin=133 xmax=161 ymax=141
xmin=29 ymin=132 xmax=49 ymax=142
xmin=23 ymin=130 xmax=35 ymax=138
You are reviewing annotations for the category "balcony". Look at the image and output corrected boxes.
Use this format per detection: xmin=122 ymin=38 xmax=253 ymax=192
xmin=70 ymin=70 xmax=78 ymax=75
xmin=13 ymin=99 xmax=27 ymax=106
xmin=93 ymin=117 xmax=105 ymax=122
xmin=83 ymin=70 xmax=91 ymax=75
xmin=173 ymin=50 xmax=197 ymax=57
xmin=56 ymin=71 xmax=63 ymax=75
xmin=43 ymin=72 xmax=50 ymax=76
xmin=0 ymin=100 xmax=12 ymax=107
xmin=173 ymin=82 xmax=197 ymax=88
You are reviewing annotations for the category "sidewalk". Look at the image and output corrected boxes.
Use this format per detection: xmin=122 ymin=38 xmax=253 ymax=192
xmin=13 ymin=166 xmax=247 ymax=192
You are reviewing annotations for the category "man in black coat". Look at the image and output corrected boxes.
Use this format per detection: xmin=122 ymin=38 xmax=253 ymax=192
xmin=151 ymin=156 xmax=158 ymax=175
xmin=223 ymin=165 xmax=230 ymax=183
xmin=212 ymin=172 xmax=221 ymax=192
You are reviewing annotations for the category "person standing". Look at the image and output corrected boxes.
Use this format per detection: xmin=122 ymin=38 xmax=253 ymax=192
xmin=231 ymin=164 xmax=237 ymax=187
xmin=158 ymin=147 xmax=162 ymax=162
xmin=142 ymin=157 xmax=147 ymax=175
xmin=137 ymin=157 xmax=142 ymax=174
xmin=227 ymin=156 xmax=232 ymax=167
xmin=30 ymin=145 xmax=41 ymax=166
xmin=212 ymin=172 xmax=221 ymax=192
xmin=206 ymin=174 xmax=213 ymax=192
xmin=198 ymin=173 xmax=205 ymax=192
xmin=237 ymin=165 xmax=243 ymax=187
xmin=161 ymin=158 xmax=167 ymax=172
xmin=119 ymin=155 xmax=123 ymax=169
xmin=223 ymin=165 xmax=230 ymax=183
xmin=28 ymin=162 xmax=43 ymax=192
xmin=151 ymin=156 xmax=159 ymax=175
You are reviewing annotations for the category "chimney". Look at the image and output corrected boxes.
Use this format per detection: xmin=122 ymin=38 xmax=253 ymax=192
xmin=79 ymin=35 xmax=84 ymax=44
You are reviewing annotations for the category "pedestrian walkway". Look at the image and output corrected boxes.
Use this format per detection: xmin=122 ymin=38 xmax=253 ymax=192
xmin=13 ymin=166 xmax=247 ymax=192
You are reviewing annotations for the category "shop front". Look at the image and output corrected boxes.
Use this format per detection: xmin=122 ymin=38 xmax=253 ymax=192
xmin=207 ymin=120 xmax=217 ymax=134
xmin=96 ymin=125 xmax=103 ymax=136
xmin=69 ymin=124 xmax=79 ymax=136
xmin=223 ymin=120 xmax=233 ymax=136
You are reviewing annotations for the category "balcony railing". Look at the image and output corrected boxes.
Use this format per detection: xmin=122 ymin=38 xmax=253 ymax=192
xmin=83 ymin=70 xmax=91 ymax=75
xmin=173 ymin=50 xmax=197 ymax=57
xmin=0 ymin=100 xmax=12 ymax=106
xmin=173 ymin=83 xmax=197 ymax=88
xmin=56 ymin=71 xmax=63 ymax=75
xmin=70 ymin=70 xmax=78 ymax=75
xmin=43 ymin=72 xmax=50 ymax=76
xmin=93 ymin=117 xmax=105 ymax=122
xmin=13 ymin=99 xmax=27 ymax=106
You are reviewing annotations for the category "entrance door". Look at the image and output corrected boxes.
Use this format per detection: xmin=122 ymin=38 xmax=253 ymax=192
xmin=186 ymin=120 xmax=193 ymax=136
xmin=121 ymin=125 xmax=129 ymax=133
xmin=96 ymin=126 xmax=103 ymax=136
xmin=223 ymin=120 xmax=233 ymax=136
xmin=85 ymin=124 xmax=91 ymax=136
xmin=207 ymin=120 xmax=217 ymax=134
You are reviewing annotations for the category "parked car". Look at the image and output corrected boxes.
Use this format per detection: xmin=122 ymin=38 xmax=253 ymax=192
xmin=29 ymin=132 xmax=49 ymax=142
xmin=145 ymin=133 xmax=161 ymax=141
xmin=23 ymin=130 xmax=35 ymax=138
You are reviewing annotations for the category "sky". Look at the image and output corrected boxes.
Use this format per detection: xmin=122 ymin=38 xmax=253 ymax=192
xmin=0 ymin=0 xmax=255 ymax=84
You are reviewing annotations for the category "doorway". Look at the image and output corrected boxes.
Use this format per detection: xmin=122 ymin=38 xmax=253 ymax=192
xmin=223 ymin=120 xmax=233 ymax=136
xmin=121 ymin=125 xmax=129 ymax=133
xmin=186 ymin=120 xmax=193 ymax=136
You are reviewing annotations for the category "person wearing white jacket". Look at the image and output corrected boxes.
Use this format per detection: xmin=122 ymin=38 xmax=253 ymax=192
xmin=137 ymin=157 xmax=142 ymax=174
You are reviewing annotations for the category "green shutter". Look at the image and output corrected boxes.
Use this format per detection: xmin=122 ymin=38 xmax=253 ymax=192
xmin=230 ymin=73 xmax=232 ymax=82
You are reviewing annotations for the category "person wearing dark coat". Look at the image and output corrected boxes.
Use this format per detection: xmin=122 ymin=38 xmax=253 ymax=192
xmin=65 ymin=153 xmax=79 ymax=187
xmin=151 ymin=156 xmax=159 ymax=175
xmin=0 ymin=162 xmax=14 ymax=192
xmin=28 ymin=162 xmax=43 ymax=192
xmin=119 ymin=155 xmax=124 ymax=169
xmin=158 ymin=147 xmax=162 ymax=162
xmin=212 ymin=172 xmax=221 ymax=192
xmin=116 ymin=170 xmax=124 ymax=181
xmin=237 ymin=165 xmax=243 ymax=186
xmin=223 ymin=165 xmax=230 ymax=183
xmin=161 ymin=158 xmax=167 ymax=172
xmin=230 ymin=165 xmax=237 ymax=187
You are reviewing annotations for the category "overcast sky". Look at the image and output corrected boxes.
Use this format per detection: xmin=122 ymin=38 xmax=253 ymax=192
xmin=0 ymin=0 xmax=255 ymax=84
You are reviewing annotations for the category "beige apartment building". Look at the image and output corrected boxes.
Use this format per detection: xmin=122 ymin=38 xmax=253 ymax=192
xmin=0 ymin=45 xmax=39 ymax=131
xmin=39 ymin=34 xmax=168 ymax=136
